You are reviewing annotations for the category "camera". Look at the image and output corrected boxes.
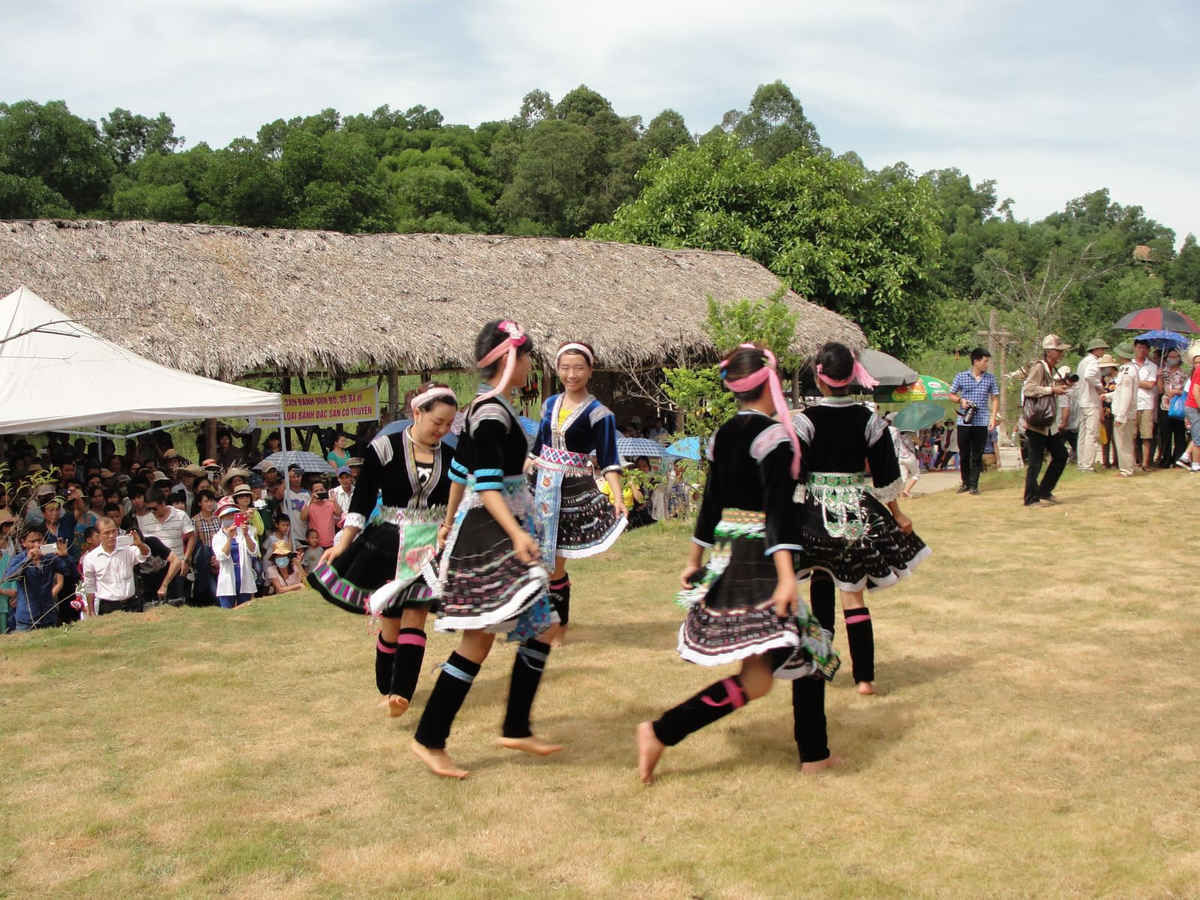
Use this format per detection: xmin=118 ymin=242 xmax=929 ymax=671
xmin=959 ymin=401 xmax=977 ymax=424
xmin=233 ymin=512 xmax=248 ymax=529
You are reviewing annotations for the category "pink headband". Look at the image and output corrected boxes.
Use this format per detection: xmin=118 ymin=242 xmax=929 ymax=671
xmin=475 ymin=321 xmax=528 ymax=404
xmin=410 ymin=386 xmax=457 ymax=411
xmin=815 ymin=360 xmax=879 ymax=391
xmin=720 ymin=344 xmax=801 ymax=479
xmin=555 ymin=342 xmax=594 ymax=366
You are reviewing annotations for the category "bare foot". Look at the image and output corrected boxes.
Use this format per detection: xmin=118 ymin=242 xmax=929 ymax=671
xmin=410 ymin=740 xmax=469 ymax=779
xmin=497 ymin=735 xmax=564 ymax=756
xmin=856 ymin=681 xmax=876 ymax=695
xmin=801 ymin=755 xmax=841 ymax=774
xmin=387 ymin=695 xmax=409 ymax=717
xmin=636 ymin=721 xmax=665 ymax=785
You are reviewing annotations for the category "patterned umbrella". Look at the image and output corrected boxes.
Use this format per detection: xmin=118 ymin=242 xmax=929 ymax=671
xmin=665 ymin=436 xmax=702 ymax=460
xmin=253 ymin=450 xmax=333 ymax=473
xmin=617 ymin=437 xmax=666 ymax=459
xmin=878 ymin=375 xmax=953 ymax=403
xmin=1114 ymin=307 xmax=1200 ymax=334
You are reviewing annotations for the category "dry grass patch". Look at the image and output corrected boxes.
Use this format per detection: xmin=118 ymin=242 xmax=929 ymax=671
xmin=1 ymin=467 xmax=1197 ymax=897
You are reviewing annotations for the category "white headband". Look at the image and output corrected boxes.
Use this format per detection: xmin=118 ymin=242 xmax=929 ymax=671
xmin=555 ymin=342 xmax=594 ymax=366
xmin=411 ymin=386 xmax=457 ymax=411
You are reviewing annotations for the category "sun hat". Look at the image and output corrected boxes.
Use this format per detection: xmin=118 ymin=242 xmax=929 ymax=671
xmin=269 ymin=539 xmax=292 ymax=557
xmin=1085 ymin=337 xmax=1110 ymax=352
xmin=202 ymin=458 xmax=221 ymax=471
xmin=1041 ymin=334 xmax=1071 ymax=351
xmin=1113 ymin=342 xmax=1135 ymax=360
xmin=1096 ymin=354 xmax=1118 ymax=369
xmin=346 ymin=457 xmax=364 ymax=468
xmin=182 ymin=464 xmax=205 ymax=477
xmin=232 ymin=484 xmax=253 ymax=498
xmin=151 ymin=470 xmax=171 ymax=483
xmin=163 ymin=449 xmax=180 ymax=460
xmin=215 ymin=498 xmax=238 ymax=520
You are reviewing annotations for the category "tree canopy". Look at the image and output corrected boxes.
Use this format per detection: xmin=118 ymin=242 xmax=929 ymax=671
xmin=0 ymin=85 xmax=1192 ymax=360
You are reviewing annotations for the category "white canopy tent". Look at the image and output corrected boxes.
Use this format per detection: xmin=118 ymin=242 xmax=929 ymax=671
xmin=0 ymin=286 xmax=284 ymax=441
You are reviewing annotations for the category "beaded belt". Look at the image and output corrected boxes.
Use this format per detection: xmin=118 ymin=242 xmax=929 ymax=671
xmin=713 ymin=508 xmax=766 ymax=540
xmin=536 ymin=446 xmax=593 ymax=475
xmin=377 ymin=505 xmax=446 ymax=525
xmin=797 ymin=472 xmax=869 ymax=541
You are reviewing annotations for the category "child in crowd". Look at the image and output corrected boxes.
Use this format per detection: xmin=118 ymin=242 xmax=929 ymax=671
xmin=1 ymin=524 xmax=73 ymax=631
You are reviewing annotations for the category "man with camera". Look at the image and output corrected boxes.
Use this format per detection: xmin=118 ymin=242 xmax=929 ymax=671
xmin=949 ymin=348 xmax=1000 ymax=495
xmin=1022 ymin=335 xmax=1073 ymax=506
xmin=82 ymin=517 xmax=150 ymax=615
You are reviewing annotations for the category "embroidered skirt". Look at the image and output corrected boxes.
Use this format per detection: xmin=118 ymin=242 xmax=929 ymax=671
xmin=790 ymin=472 xmax=931 ymax=593
xmin=367 ymin=506 xmax=445 ymax=618
xmin=434 ymin=476 xmax=551 ymax=640
xmin=532 ymin=447 xmax=626 ymax=565
xmin=308 ymin=516 xmax=400 ymax=614
xmin=674 ymin=511 xmax=839 ymax=681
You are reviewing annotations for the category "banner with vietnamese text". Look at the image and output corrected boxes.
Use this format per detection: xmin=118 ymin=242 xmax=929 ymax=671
xmin=271 ymin=387 xmax=379 ymax=427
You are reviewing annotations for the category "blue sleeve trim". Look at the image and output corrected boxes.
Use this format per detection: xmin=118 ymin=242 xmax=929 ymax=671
xmin=474 ymin=481 xmax=504 ymax=492
xmin=448 ymin=471 xmax=468 ymax=485
xmin=764 ymin=543 xmax=803 ymax=556
xmin=450 ymin=459 xmax=468 ymax=474
xmin=474 ymin=467 xmax=504 ymax=478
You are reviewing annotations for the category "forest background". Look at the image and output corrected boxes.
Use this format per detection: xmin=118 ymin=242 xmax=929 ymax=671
xmin=4 ymin=80 xmax=1199 ymax=381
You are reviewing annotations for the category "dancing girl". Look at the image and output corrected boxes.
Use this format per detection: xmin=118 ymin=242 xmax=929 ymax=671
xmin=412 ymin=320 xmax=558 ymax=779
xmin=637 ymin=344 xmax=838 ymax=784
xmin=310 ymin=383 xmax=458 ymax=717
xmin=529 ymin=340 xmax=626 ymax=631
xmin=788 ymin=342 xmax=929 ymax=699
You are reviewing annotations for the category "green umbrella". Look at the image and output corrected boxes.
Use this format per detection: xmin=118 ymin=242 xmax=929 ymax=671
xmin=891 ymin=401 xmax=946 ymax=433
xmin=878 ymin=375 xmax=953 ymax=403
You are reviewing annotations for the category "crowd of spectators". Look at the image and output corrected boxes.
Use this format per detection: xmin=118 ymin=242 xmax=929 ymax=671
xmin=0 ymin=425 xmax=367 ymax=632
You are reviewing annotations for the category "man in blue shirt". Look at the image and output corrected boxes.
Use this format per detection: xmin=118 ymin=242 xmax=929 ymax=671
xmin=949 ymin=348 xmax=1000 ymax=495
xmin=2 ymin=523 xmax=73 ymax=631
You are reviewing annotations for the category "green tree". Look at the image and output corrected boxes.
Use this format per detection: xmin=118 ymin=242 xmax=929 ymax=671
xmin=662 ymin=292 xmax=798 ymax=437
xmin=0 ymin=100 xmax=115 ymax=212
xmin=590 ymin=135 xmax=942 ymax=355
xmin=1167 ymin=234 xmax=1200 ymax=301
xmin=642 ymin=109 xmax=693 ymax=158
xmin=100 ymin=108 xmax=183 ymax=169
xmin=728 ymin=80 xmax=821 ymax=163
xmin=200 ymin=139 xmax=287 ymax=227
xmin=0 ymin=173 xmax=74 ymax=218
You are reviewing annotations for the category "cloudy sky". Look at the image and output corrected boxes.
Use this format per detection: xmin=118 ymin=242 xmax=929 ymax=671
xmin=4 ymin=0 xmax=1198 ymax=241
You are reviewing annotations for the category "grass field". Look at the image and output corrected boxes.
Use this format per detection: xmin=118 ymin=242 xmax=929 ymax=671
xmin=1 ymin=467 xmax=1198 ymax=897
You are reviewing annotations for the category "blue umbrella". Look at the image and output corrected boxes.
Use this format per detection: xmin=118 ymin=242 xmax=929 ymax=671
xmin=1135 ymin=329 xmax=1188 ymax=349
xmin=617 ymin=437 xmax=666 ymax=459
xmin=665 ymin=436 xmax=702 ymax=460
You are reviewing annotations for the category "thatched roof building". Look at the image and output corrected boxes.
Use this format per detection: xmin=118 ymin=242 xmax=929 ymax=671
xmin=0 ymin=219 xmax=864 ymax=379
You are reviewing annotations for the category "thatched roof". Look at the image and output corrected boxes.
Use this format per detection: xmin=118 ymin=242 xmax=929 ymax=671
xmin=0 ymin=219 xmax=864 ymax=378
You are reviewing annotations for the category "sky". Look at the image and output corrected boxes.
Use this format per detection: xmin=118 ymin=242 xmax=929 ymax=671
xmin=3 ymin=0 xmax=1198 ymax=242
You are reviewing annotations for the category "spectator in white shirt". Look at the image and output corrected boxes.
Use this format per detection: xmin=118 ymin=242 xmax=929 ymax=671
xmin=83 ymin=517 xmax=150 ymax=615
xmin=1133 ymin=340 xmax=1159 ymax=471
xmin=330 ymin=466 xmax=355 ymax=519
xmin=211 ymin=499 xmax=259 ymax=608
xmin=138 ymin=488 xmax=196 ymax=602
xmin=1075 ymin=338 xmax=1109 ymax=471
xmin=283 ymin=464 xmax=310 ymax=540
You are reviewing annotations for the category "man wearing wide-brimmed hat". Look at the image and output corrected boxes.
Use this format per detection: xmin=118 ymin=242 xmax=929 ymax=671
xmin=1074 ymin=337 xmax=1110 ymax=472
xmin=1109 ymin=342 xmax=1140 ymax=477
xmin=1022 ymin=335 xmax=1072 ymax=506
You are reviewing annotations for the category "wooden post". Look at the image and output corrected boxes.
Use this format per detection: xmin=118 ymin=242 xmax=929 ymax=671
xmin=205 ymin=418 xmax=217 ymax=463
xmin=387 ymin=369 xmax=399 ymax=421
xmin=978 ymin=310 xmax=1013 ymax=445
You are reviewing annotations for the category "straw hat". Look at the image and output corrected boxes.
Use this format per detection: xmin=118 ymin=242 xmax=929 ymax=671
xmin=269 ymin=539 xmax=292 ymax=557
xmin=231 ymin=484 xmax=253 ymax=498
xmin=1095 ymin=354 xmax=1118 ymax=369
xmin=1041 ymin=334 xmax=1071 ymax=351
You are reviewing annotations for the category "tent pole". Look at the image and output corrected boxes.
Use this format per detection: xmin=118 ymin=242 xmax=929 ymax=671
xmin=278 ymin=405 xmax=288 ymax=452
xmin=205 ymin=418 xmax=217 ymax=464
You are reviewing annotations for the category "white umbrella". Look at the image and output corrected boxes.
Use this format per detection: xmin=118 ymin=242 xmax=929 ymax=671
xmin=254 ymin=450 xmax=332 ymax=474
